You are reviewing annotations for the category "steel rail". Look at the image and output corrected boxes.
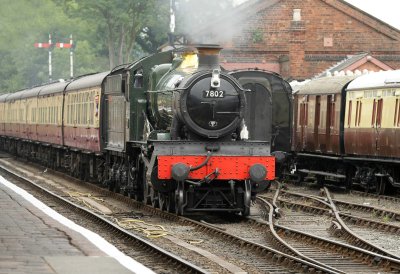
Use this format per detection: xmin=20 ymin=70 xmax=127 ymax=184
xmin=0 ymin=161 xmax=344 ymax=274
xmin=350 ymin=190 xmax=400 ymax=203
xmin=247 ymin=216 xmax=400 ymax=272
xmin=0 ymin=164 xmax=208 ymax=274
xmin=275 ymin=190 xmax=400 ymax=234
xmin=281 ymin=189 xmax=400 ymax=221
xmin=258 ymin=192 xmax=400 ymax=272
xmin=257 ymin=195 xmax=343 ymax=274
xmin=323 ymin=187 xmax=400 ymax=260
xmin=273 ymin=196 xmax=400 ymax=235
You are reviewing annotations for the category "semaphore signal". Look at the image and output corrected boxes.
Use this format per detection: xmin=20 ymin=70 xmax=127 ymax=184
xmin=34 ymin=34 xmax=74 ymax=81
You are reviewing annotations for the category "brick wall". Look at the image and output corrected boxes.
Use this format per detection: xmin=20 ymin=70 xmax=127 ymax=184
xmin=221 ymin=0 xmax=400 ymax=79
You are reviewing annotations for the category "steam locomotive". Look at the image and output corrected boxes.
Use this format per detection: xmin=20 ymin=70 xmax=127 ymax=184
xmin=0 ymin=45 xmax=292 ymax=215
xmin=290 ymin=70 xmax=400 ymax=194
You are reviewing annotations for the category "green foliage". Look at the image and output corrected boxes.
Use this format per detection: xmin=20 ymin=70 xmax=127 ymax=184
xmin=0 ymin=51 xmax=23 ymax=92
xmin=0 ymin=0 xmax=169 ymax=93
xmin=57 ymin=0 xmax=170 ymax=68
xmin=252 ymin=28 xmax=264 ymax=43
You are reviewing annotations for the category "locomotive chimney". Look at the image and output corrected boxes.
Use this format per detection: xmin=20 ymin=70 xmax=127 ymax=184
xmin=196 ymin=45 xmax=222 ymax=70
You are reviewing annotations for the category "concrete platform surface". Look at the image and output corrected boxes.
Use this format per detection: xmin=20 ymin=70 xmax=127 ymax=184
xmin=45 ymin=257 xmax=133 ymax=274
xmin=0 ymin=174 xmax=154 ymax=274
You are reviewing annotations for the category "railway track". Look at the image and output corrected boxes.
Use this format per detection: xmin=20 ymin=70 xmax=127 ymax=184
xmin=0 ymin=163 xmax=207 ymax=274
xmin=4 ymin=155 xmax=400 ymax=273
xmin=254 ymin=187 xmax=400 ymax=273
xmin=266 ymin=188 xmax=400 ymax=259
xmin=277 ymin=189 xmax=400 ymax=234
xmin=350 ymin=190 xmax=400 ymax=204
xmin=283 ymin=181 xmax=400 ymax=221
xmin=0 ymin=158 xmax=338 ymax=274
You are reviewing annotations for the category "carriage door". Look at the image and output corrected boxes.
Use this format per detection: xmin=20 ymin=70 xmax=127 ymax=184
xmin=104 ymin=74 xmax=127 ymax=152
xmin=314 ymin=96 xmax=321 ymax=150
xmin=299 ymin=95 xmax=308 ymax=150
xmin=372 ymin=98 xmax=383 ymax=155
xmin=326 ymin=95 xmax=332 ymax=151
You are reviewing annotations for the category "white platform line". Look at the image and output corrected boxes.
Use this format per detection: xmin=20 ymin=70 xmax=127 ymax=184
xmin=0 ymin=175 xmax=155 ymax=274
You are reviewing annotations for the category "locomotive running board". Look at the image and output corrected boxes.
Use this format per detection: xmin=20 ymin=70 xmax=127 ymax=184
xmin=297 ymin=153 xmax=342 ymax=161
xmin=298 ymin=169 xmax=346 ymax=179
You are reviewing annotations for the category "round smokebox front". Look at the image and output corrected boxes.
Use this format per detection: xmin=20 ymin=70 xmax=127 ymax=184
xmin=183 ymin=74 xmax=241 ymax=138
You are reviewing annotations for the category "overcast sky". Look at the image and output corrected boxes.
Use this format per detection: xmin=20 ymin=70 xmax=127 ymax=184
xmin=344 ymin=0 xmax=400 ymax=30
xmin=233 ymin=0 xmax=400 ymax=30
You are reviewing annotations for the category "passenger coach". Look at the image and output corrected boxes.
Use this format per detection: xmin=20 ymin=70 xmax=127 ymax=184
xmin=292 ymin=70 xmax=400 ymax=193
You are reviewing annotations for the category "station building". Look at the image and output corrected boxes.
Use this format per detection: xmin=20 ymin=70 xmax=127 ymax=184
xmin=190 ymin=0 xmax=400 ymax=80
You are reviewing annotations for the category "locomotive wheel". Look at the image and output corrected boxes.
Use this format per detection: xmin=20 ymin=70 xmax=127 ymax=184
xmin=150 ymin=188 xmax=159 ymax=208
xmin=158 ymin=193 xmax=166 ymax=211
xmin=376 ymin=178 xmax=387 ymax=195
xmin=175 ymin=187 xmax=184 ymax=216
xmin=166 ymin=192 xmax=176 ymax=213
xmin=316 ymin=175 xmax=325 ymax=187
xmin=243 ymin=180 xmax=251 ymax=216
xmin=143 ymin=177 xmax=152 ymax=205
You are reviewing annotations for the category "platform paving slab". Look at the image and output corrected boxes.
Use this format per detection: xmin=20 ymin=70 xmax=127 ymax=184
xmin=45 ymin=256 xmax=134 ymax=274
xmin=0 ymin=176 xmax=141 ymax=274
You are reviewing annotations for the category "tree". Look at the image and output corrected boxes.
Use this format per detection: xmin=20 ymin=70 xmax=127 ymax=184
xmin=0 ymin=0 xmax=107 ymax=92
xmin=58 ymin=0 xmax=169 ymax=69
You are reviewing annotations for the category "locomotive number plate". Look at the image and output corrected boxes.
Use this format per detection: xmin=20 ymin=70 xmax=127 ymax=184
xmin=203 ymin=90 xmax=225 ymax=98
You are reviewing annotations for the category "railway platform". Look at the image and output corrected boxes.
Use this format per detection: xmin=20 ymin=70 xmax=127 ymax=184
xmin=0 ymin=174 xmax=153 ymax=274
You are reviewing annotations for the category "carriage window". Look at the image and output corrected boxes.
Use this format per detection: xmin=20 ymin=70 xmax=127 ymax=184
xmin=69 ymin=96 xmax=72 ymax=124
xmin=72 ymin=96 xmax=75 ymax=124
xmin=347 ymin=101 xmax=352 ymax=127
xmin=133 ymin=71 xmax=143 ymax=88
xmin=78 ymin=95 xmax=81 ymax=124
xmin=355 ymin=101 xmax=359 ymax=127
xmin=299 ymin=103 xmax=306 ymax=126
xmin=84 ymin=93 xmax=88 ymax=125
xmin=395 ymin=99 xmax=398 ymax=126
xmin=397 ymin=99 xmax=400 ymax=127
xmin=89 ymin=92 xmax=94 ymax=125
xmin=376 ymin=99 xmax=383 ymax=127
xmin=357 ymin=102 xmax=362 ymax=126
xmin=67 ymin=97 xmax=70 ymax=124
xmin=315 ymin=96 xmax=321 ymax=128
xmin=371 ymin=100 xmax=377 ymax=126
